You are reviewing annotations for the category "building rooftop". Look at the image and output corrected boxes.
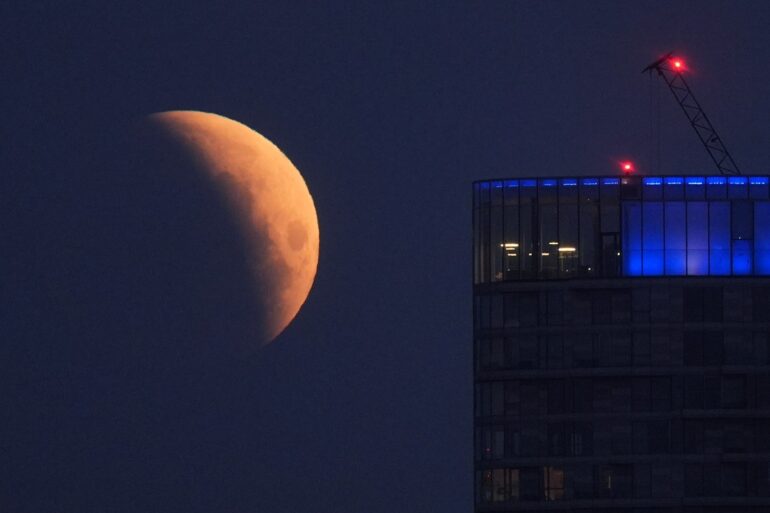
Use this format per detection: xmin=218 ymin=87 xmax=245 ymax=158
xmin=473 ymin=175 xmax=770 ymax=280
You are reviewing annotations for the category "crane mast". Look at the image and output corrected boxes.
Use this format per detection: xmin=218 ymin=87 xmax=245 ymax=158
xmin=643 ymin=52 xmax=741 ymax=176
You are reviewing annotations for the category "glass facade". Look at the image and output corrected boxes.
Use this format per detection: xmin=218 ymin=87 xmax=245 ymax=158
xmin=473 ymin=176 xmax=770 ymax=282
xmin=473 ymin=175 xmax=770 ymax=513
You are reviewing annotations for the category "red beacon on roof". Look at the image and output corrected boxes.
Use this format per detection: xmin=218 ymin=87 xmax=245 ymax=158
xmin=620 ymin=161 xmax=634 ymax=175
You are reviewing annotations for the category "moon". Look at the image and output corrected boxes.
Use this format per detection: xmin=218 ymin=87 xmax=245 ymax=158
xmin=147 ymin=110 xmax=319 ymax=346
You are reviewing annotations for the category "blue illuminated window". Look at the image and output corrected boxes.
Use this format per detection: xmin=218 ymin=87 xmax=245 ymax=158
xmin=709 ymin=202 xmax=730 ymax=275
xmin=665 ymin=202 xmax=686 ymax=275
xmin=642 ymin=202 xmax=664 ymax=275
xmin=686 ymin=177 xmax=705 ymax=200
xmin=729 ymin=176 xmax=748 ymax=198
xmin=733 ymin=240 xmax=753 ymax=275
xmin=622 ymin=202 xmax=643 ymax=276
xmin=664 ymin=177 xmax=684 ymax=200
xmin=643 ymin=178 xmax=663 ymax=200
xmin=750 ymin=177 xmax=769 ymax=200
xmin=755 ymin=201 xmax=770 ymax=275
xmin=473 ymin=175 xmax=770 ymax=282
xmin=687 ymin=202 xmax=708 ymax=275
xmin=707 ymin=176 xmax=727 ymax=199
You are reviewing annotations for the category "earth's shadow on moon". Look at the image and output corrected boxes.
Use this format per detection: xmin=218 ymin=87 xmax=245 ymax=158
xmin=3 ymin=119 xmax=276 ymax=512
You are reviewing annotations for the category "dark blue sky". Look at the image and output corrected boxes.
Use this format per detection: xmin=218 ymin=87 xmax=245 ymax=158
xmin=3 ymin=2 xmax=770 ymax=512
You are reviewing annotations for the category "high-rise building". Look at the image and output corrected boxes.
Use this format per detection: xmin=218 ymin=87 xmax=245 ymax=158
xmin=472 ymin=175 xmax=770 ymax=513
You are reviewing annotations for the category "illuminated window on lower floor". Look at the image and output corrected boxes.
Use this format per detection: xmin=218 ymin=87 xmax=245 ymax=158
xmin=544 ymin=466 xmax=565 ymax=500
xmin=480 ymin=468 xmax=518 ymax=503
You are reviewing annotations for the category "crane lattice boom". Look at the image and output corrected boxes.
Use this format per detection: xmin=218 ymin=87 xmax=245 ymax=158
xmin=643 ymin=52 xmax=741 ymax=176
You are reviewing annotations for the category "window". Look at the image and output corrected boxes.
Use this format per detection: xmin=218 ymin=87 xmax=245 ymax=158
xmin=687 ymin=202 xmax=708 ymax=274
xmin=573 ymin=378 xmax=593 ymax=413
xmin=722 ymin=463 xmax=747 ymax=496
xmin=633 ymin=377 xmax=651 ymax=412
xmin=648 ymin=420 xmax=670 ymax=453
xmin=684 ymin=331 xmax=703 ymax=366
xmin=633 ymin=331 xmax=651 ymax=366
xmin=635 ymin=421 xmax=669 ymax=454
xmin=732 ymin=199 xmax=753 ymax=240
xmin=520 ymin=383 xmax=542 ymax=415
xmin=592 ymin=291 xmax=612 ymax=324
xmin=612 ymin=290 xmax=632 ymax=323
xmin=684 ymin=463 xmax=703 ymax=497
xmin=665 ymin=201 xmax=687 ymax=274
xmin=546 ymin=335 xmax=564 ymax=369
xmin=548 ymin=423 xmax=565 ymax=456
xmin=480 ymin=468 xmax=519 ymax=503
xmin=571 ymin=333 xmax=593 ymax=367
xmin=579 ymin=185 xmax=599 ymax=276
xmin=571 ymin=423 xmax=592 ymax=456
xmin=704 ymin=331 xmax=723 ymax=365
xmin=504 ymin=292 xmax=541 ymax=328
xmin=754 ymin=286 xmax=770 ymax=322
xmin=684 ymin=331 xmax=724 ymax=366
xmin=651 ymin=377 xmax=672 ymax=411
xmin=503 ymin=182 xmax=519 ymax=280
xmin=722 ymin=375 xmax=746 ymax=409
xmin=491 ymin=184 xmax=504 ymax=281
xmin=477 ymin=337 xmax=506 ymax=370
xmin=558 ymin=181 xmax=579 ymax=276
xmin=684 ymin=420 xmax=703 ymax=453
xmin=504 ymin=381 xmax=519 ymax=415
xmin=595 ymin=464 xmax=632 ymax=498
xmin=544 ymin=466 xmax=565 ymax=501
xmin=519 ymin=335 xmax=538 ymax=369
xmin=520 ymin=467 xmax=541 ymax=501
xmin=723 ymin=421 xmax=747 ymax=453
xmin=724 ymin=331 xmax=753 ymax=365
xmin=684 ymin=374 xmax=704 ymax=410
xmin=519 ymin=293 xmax=538 ymax=327
xmin=506 ymin=428 xmax=521 ymax=457
xmin=610 ymin=421 xmax=632 ymax=455
xmin=684 ymin=287 xmax=723 ymax=322
xmin=548 ymin=380 xmax=565 ymax=414
xmin=479 ymin=425 xmax=505 ymax=460
xmin=572 ymin=464 xmax=594 ymax=499
xmin=520 ymin=186 xmax=536 ymax=278
xmin=539 ymin=184 xmax=558 ymax=278
xmin=477 ymin=382 xmax=505 ymax=417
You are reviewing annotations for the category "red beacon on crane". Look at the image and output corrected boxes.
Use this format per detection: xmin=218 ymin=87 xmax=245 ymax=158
xmin=671 ymin=58 xmax=685 ymax=71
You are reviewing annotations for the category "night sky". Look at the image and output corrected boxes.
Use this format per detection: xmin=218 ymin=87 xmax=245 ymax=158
xmin=3 ymin=2 xmax=770 ymax=512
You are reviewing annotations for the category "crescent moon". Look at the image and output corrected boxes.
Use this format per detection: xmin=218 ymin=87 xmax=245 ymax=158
xmin=148 ymin=110 xmax=319 ymax=346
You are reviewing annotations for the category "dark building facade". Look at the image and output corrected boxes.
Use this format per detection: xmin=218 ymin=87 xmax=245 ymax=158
xmin=473 ymin=175 xmax=770 ymax=513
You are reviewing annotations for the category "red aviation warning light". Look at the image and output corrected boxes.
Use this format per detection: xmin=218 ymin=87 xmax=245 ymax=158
xmin=642 ymin=51 xmax=741 ymax=175
xmin=620 ymin=161 xmax=634 ymax=175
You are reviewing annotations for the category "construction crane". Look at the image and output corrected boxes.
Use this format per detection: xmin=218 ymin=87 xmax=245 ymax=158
xmin=643 ymin=52 xmax=741 ymax=176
